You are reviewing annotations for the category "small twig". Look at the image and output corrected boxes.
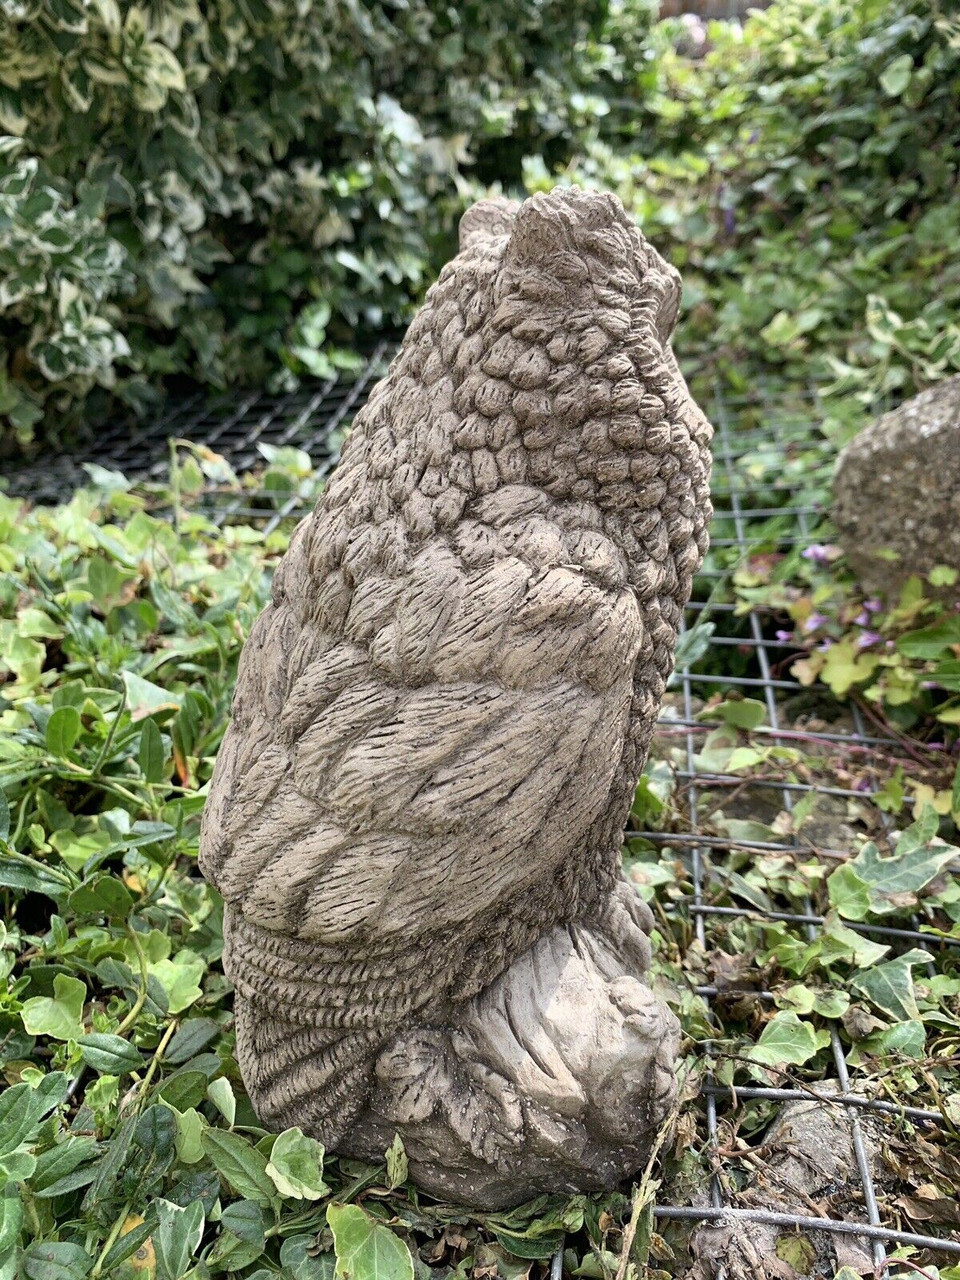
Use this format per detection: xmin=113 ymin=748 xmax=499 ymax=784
xmin=91 ymin=1198 xmax=133 ymax=1279
xmin=885 ymin=1261 xmax=941 ymax=1280
xmin=136 ymin=1018 xmax=179 ymax=1109
xmin=614 ymin=1101 xmax=679 ymax=1280
xmin=116 ymin=921 xmax=149 ymax=1037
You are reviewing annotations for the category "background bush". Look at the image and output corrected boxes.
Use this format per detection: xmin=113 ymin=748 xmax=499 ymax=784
xmin=0 ymin=0 xmax=633 ymax=455
xmin=562 ymin=0 xmax=960 ymax=431
xmin=3 ymin=0 xmax=957 ymax=457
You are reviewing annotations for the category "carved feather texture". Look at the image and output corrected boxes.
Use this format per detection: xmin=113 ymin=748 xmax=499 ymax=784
xmin=199 ymin=188 xmax=712 ymax=1193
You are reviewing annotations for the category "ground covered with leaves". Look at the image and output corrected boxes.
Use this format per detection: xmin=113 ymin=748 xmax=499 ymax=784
xmin=1 ymin=422 xmax=959 ymax=1280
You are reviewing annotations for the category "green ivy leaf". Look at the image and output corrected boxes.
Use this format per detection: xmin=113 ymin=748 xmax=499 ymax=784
xmin=67 ymin=873 xmax=134 ymax=921
xmin=747 ymin=1012 xmax=830 ymax=1067
xmin=826 ymin=864 xmax=871 ymax=920
xmin=896 ymin=617 xmax=960 ymax=659
xmin=149 ymin=951 xmax=205 ymax=1014
xmin=170 ymin=1104 xmax=206 ymax=1165
xmin=266 ymin=1127 xmax=330 ymax=1200
xmin=850 ymin=950 xmax=930 ymax=1022
xmin=830 ymin=827 xmax=957 ymax=918
xmin=879 ymin=54 xmax=913 ymax=97
xmin=205 ymin=1076 xmax=236 ymax=1127
xmin=20 ymin=973 xmax=87 ymax=1040
xmin=327 ymin=1203 xmax=414 ymax=1280
xmin=154 ymin=1198 xmax=205 ymax=1280
xmin=705 ymin=697 xmax=767 ymax=730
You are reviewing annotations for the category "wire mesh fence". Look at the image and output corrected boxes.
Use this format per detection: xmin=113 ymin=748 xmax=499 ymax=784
xmin=8 ymin=349 xmax=959 ymax=1271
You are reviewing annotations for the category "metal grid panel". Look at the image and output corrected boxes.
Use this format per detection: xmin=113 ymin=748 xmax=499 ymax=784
xmin=10 ymin=353 xmax=959 ymax=1267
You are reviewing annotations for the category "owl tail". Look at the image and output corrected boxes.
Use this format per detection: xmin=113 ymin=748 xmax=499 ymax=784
xmin=222 ymin=908 xmax=444 ymax=1144
xmin=233 ymin=996 xmax=380 ymax=1140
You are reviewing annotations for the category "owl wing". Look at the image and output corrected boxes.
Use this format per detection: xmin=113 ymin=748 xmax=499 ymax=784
xmin=200 ymin=525 xmax=644 ymax=950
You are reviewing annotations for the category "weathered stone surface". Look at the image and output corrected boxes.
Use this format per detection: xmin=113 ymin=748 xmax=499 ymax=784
xmin=687 ymin=1087 xmax=883 ymax=1280
xmin=198 ymin=187 xmax=713 ymax=1207
xmin=833 ymin=376 xmax=960 ymax=598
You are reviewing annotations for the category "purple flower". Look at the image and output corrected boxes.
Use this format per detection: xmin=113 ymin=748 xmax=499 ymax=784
xmin=856 ymin=630 xmax=882 ymax=649
xmin=854 ymin=777 xmax=872 ymax=792
xmin=802 ymin=612 xmax=829 ymax=633
xmin=921 ymin=681 xmax=942 ymax=692
xmin=816 ymin=640 xmax=834 ymax=652
xmin=802 ymin=543 xmax=840 ymax=565
xmin=775 ymin=629 xmax=794 ymax=643
xmin=853 ymin=610 xmax=871 ymax=626
xmin=863 ymin=598 xmax=881 ymax=614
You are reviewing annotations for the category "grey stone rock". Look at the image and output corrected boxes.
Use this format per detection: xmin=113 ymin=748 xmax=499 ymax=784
xmin=198 ymin=187 xmax=713 ymax=1208
xmin=833 ymin=376 xmax=960 ymax=599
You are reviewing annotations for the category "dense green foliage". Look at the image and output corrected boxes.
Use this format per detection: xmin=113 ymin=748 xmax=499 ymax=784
xmin=2 ymin=454 xmax=960 ymax=1280
xmin=563 ymin=0 xmax=960 ymax=424
xmin=0 ymin=0 xmax=625 ymax=453
xmin=5 ymin=0 xmax=957 ymax=454
xmin=552 ymin=0 xmax=960 ymax=742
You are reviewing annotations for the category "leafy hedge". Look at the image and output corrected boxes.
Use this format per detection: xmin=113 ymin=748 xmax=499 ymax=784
xmin=562 ymin=0 xmax=960 ymax=430
xmin=0 ymin=0 xmax=623 ymax=454
xmin=10 ymin=0 xmax=952 ymax=456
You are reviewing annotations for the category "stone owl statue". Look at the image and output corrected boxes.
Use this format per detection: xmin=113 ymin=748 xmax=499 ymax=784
xmin=199 ymin=187 xmax=713 ymax=1208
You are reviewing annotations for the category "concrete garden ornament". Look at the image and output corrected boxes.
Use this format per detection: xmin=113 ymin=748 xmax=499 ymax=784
xmin=199 ymin=187 xmax=713 ymax=1208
